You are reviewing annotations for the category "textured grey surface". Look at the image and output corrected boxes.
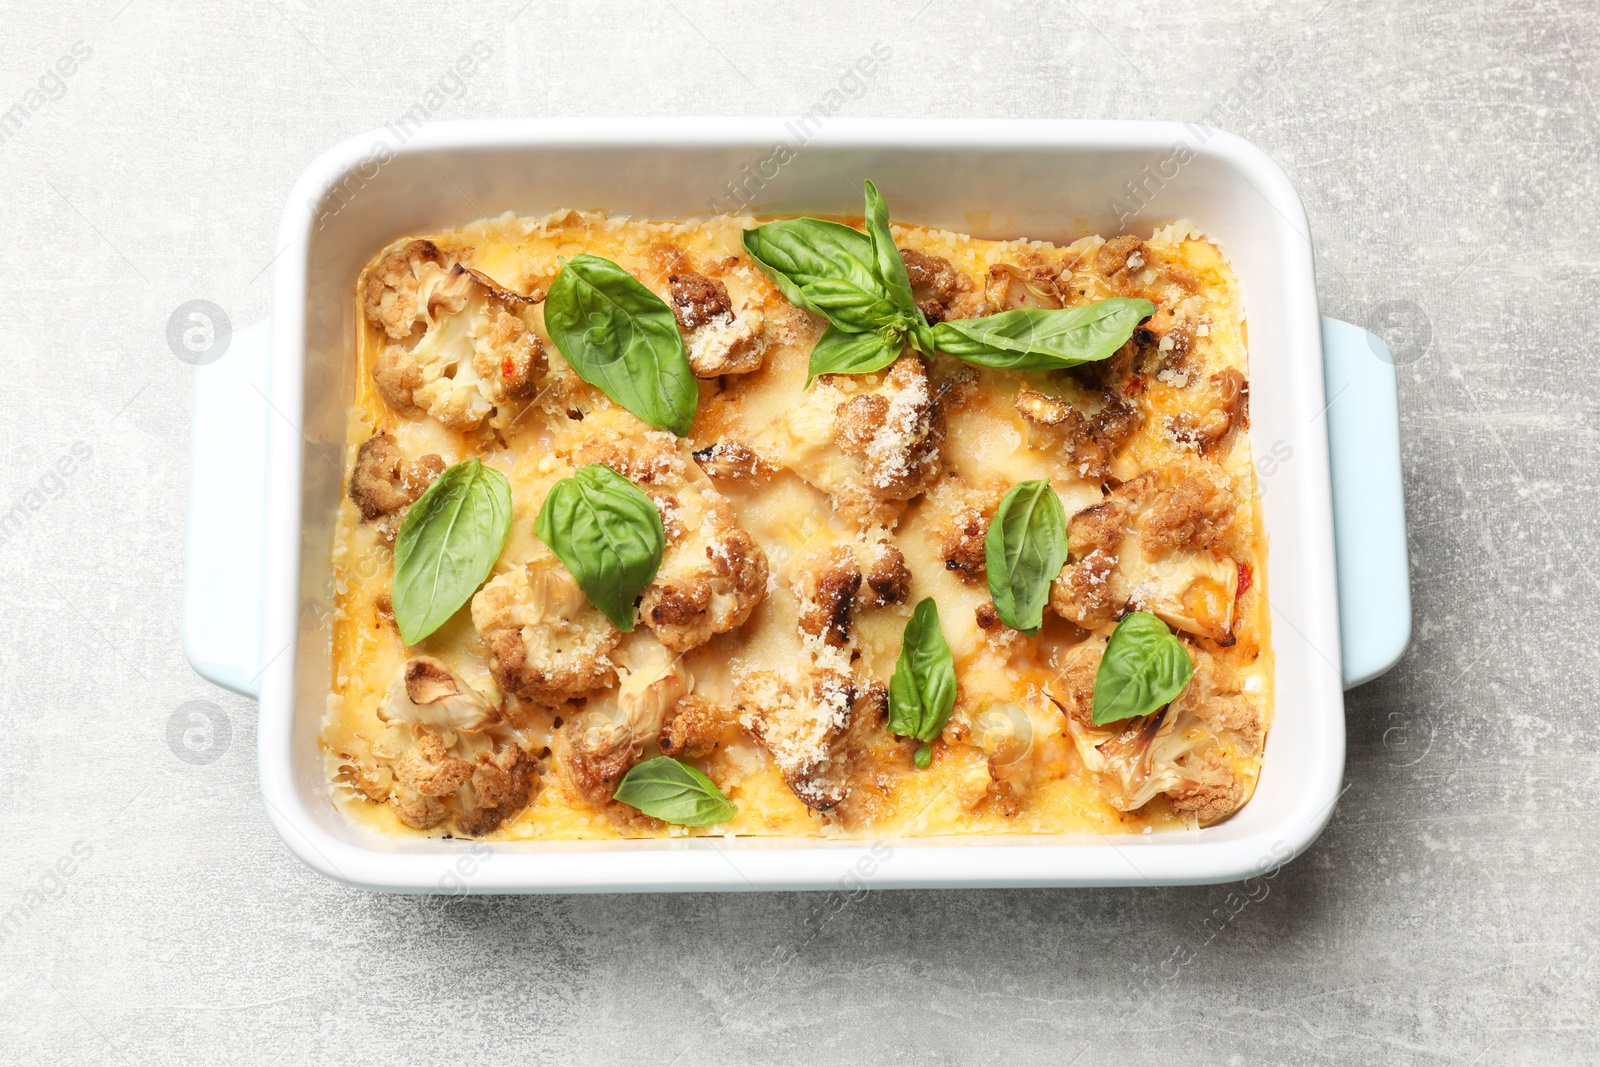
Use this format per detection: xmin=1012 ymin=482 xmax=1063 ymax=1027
xmin=2 ymin=0 xmax=1596 ymax=1063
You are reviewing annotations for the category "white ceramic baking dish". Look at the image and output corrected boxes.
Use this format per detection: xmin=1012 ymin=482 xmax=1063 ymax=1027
xmin=183 ymin=119 xmax=1410 ymax=892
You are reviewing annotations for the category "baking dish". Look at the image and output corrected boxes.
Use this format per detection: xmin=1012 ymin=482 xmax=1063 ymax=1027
xmin=182 ymin=119 xmax=1409 ymax=892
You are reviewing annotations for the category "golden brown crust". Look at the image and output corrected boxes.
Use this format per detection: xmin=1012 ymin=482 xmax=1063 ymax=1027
xmin=348 ymin=433 xmax=443 ymax=525
xmin=1168 ymin=369 xmax=1250 ymax=453
xmin=640 ymin=526 xmax=769 ymax=653
xmin=941 ymin=505 xmax=989 ymax=582
xmin=1141 ymin=474 xmax=1234 ymax=556
xmin=1165 ymin=750 xmax=1244 ymax=826
xmin=372 ymin=345 xmax=424 ymax=413
xmin=396 ymin=734 xmax=476 ymax=798
xmin=1052 ymin=495 xmax=1132 ymax=628
xmin=1015 ymin=388 xmax=1143 ymax=482
xmin=779 ymin=355 xmax=943 ymax=527
xmin=861 ymin=542 xmax=911 ymax=608
xmin=456 ymin=744 xmax=539 ymax=836
xmin=669 ymin=270 xmax=733 ymax=331
xmin=658 ymin=695 xmax=731 ymax=759
xmin=899 ymin=247 xmax=964 ymax=324
xmin=471 ymin=560 xmax=622 ymax=705
xmin=796 ymin=545 xmax=863 ymax=648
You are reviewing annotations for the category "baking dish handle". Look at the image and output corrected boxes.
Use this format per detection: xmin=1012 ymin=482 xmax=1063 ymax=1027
xmin=1321 ymin=316 xmax=1412 ymax=689
xmin=182 ymin=318 xmax=270 ymax=699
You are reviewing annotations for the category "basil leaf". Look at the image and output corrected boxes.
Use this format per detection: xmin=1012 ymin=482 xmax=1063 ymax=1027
xmin=741 ymin=217 xmax=886 ymax=317
xmin=795 ymin=277 xmax=905 ymax=335
xmin=888 ymin=597 xmax=957 ymax=751
xmin=544 ymin=254 xmax=698 ymax=436
xmin=392 ymin=458 xmax=513 ymax=646
xmin=534 ymin=464 xmax=665 ymax=631
xmin=1092 ymin=611 xmax=1195 ymax=725
xmin=863 ymin=179 xmax=919 ymax=318
xmin=808 ymin=323 xmax=905 ymax=381
xmin=930 ymin=298 xmax=1156 ymax=370
xmin=985 ymin=480 xmax=1069 ymax=635
xmin=613 ymin=756 xmax=738 ymax=826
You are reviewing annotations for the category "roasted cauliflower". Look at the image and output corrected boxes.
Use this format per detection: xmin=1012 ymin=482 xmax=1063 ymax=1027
xmin=346 ymin=432 xmax=445 ymax=543
xmin=668 ymin=269 xmax=767 ymax=378
xmin=736 ymin=667 xmax=862 ymax=811
xmin=1048 ymin=644 xmax=1246 ymax=826
xmin=775 ymin=354 xmax=942 ymax=527
xmin=471 ymin=550 xmax=623 ymax=706
xmin=791 ymin=537 xmax=910 ymax=649
xmin=1051 ymin=460 xmax=1241 ymax=642
xmin=337 ymin=656 xmax=539 ymax=836
xmin=364 ymin=240 xmax=545 ymax=433
xmin=567 ymin=409 xmax=769 ymax=654
xmin=557 ymin=636 xmax=692 ymax=805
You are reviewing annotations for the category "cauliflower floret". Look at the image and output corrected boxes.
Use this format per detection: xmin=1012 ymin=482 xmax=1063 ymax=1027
xmin=1164 ymin=749 xmax=1245 ymax=826
xmin=667 ymin=270 xmax=767 ymax=378
xmin=362 ymin=238 xmax=472 ymax=340
xmin=347 ymin=432 xmax=445 ymax=543
xmin=376 ymin=655 xmax=500 ymax=733
xmin=640 ymin=525 xmax=769 ymax=653
xmin=658 ymin=695 xmax=732 ymax=759
xmin=471 ymin=551 xmax=622 ymax=706
xmin=898 ymin=246 xmax=970 ymax=324
xmin=773 ymin=354 xmax=942 ymax=527
xmin=790 ymin=537 xmax=909 ymax=649
xmin=668 ymin=270 xmax=733 ymax=330
xmin=1049 ymin=461 xmax=1240 ymax=641
xmin=337 ymin=657 xmax=540 ymax=836
xmin=736 ymin=668 xmax=860 ymax=811
xmin=1014 ymin=385 xmax=1142 ymax=481
xmin=919 ymin=476 xmax=1004 ymax=585
xmin=1051 ymin=495 xmax=1133 ymax=630
xmin=690 ymin=440 xmax=772 ymax=481
xmin=686 ymin=309 xmax=765 ymax=377
xmin=565 ymin=408 xmax=769 ymax=654
xmin=1048 ymin=644 xmax=1246 ymax=826
xmin=558 ymin=637 xmax=692 ymax=805
xmin=372 ymin=260 xmax=546 ymax=433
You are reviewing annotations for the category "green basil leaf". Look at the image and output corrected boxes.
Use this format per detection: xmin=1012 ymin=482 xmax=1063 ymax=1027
xmin=888 ymin=597 xmax=957 ymax=750
xmin=807 ymin=323 xmax=905 ymax=382
xmin=544 ymin=254 xmax=698 ymax=436
xmin=392 ymin=458 xmax=513 ymax=646
xmin=613 ymin=755 xmax=738 ymax=826
xmin=795 ymin=277 xmax=905 ymax=334
xmin=985 ymin=480 xmax=1069 ymax=635
xmin=930 ymin=298 xmax=1156 ymax=370
xmin=534 ymin=464 xmax=665 ymax=631
xmin=1092 ymin=611 xmax=1195 ymax=725
xmin=863 ymin=179 xmax=919 ymax=318
xmin=741 ymin=217 xmax=885 ymax=317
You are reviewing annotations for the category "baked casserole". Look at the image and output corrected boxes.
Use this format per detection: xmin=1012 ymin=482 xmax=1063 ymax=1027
xmin=322 ymin=181 xmax=1271 ymax=840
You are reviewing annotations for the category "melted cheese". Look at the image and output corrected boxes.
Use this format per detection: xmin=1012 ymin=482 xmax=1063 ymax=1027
xmin=322 ymin=210 xmax=1274 ymax=840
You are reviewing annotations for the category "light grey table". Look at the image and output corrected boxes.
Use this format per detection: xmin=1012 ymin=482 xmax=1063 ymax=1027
xmin=2 ymin=1 xmax=1594 ymax=1063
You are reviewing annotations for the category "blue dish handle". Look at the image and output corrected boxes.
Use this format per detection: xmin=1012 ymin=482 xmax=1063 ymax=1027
xmin=182 ymin=318 xmax=270 ymax=699
xmin=1321 ymin=316 xmax=1412 ymax=689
